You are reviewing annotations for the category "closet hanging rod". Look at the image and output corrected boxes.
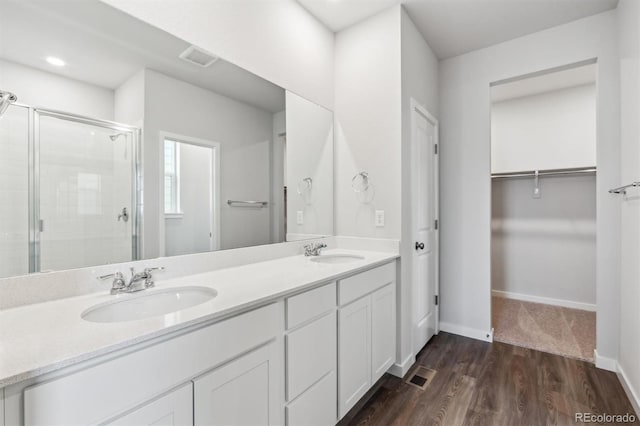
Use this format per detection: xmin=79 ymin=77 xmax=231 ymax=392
xmin=491 ymin=166 xmax=596 ymax=179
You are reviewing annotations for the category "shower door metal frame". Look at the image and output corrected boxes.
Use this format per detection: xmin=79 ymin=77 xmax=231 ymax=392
xmin=12 ymin=103 xmax=143 ymax=272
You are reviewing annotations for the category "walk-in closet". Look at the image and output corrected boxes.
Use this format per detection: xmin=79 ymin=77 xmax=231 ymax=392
xmin=490 ymin=63 xmax=597 ymax=361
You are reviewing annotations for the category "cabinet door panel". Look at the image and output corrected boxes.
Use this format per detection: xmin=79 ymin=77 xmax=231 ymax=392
xmin=338 ymin=296 xmax=371 ymax=418
xmin=286 ymin=370 xmax=336 ymax=426
xmin=371 ymin=283 xmax=396 ymax=383
xmin=286 ymin=311 xmax=336 ymax=401
xmin=194 ymin=342 xmax=280 ymax=426
xmin=107 ymin=384 xmax=192 ymax=426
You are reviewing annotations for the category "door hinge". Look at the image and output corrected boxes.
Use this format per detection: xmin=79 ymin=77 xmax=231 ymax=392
xmin=435 ymin=295 xmax=439 ymax=306
xmin=434 ymin=219 xmax=438 ymax=230
xmin=434 ymin=144 xmax=438 ymax=155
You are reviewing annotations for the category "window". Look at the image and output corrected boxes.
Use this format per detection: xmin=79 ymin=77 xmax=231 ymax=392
xmin=164 ymin=139 xmax=181 ymax=214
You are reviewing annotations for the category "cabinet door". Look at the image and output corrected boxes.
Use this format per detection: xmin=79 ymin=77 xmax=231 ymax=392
xmin=107 ymin=384 xmax=192 ymax=426
xmin=194 ymin=342 xmax=281 ymax=426
xmin=286 ymin=311 xmax=336 ymax=401
xmin=286 ymin=370 xmax=336 ymax=426
xmin=338 ymin=296 xmax=371 ymax=418
xmin=371 ymin=283 xmax=396 ymax=383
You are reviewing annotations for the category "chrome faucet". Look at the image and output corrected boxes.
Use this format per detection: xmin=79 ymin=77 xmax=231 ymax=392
xmin=98 ymin=266 xmax=165 ymax=295
xmin=304 ymin=242 xmax=327 ymax=256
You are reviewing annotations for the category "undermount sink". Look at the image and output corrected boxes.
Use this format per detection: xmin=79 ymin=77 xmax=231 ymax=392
xmin=309 ymin=254 xmax=365 ymax=264
xmin=81 ymin=286 xmax=217 ymax=323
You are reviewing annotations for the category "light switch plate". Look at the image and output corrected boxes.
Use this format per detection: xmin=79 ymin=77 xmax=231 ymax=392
xmin=375 ymin=210 xmax=385 ymax=227
xmin=296 ymin=210 xmax=304 ymax=225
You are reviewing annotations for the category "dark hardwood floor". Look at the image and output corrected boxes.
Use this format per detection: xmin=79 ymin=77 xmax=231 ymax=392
xmin=339 ymin=333 xmax=638 ymax=426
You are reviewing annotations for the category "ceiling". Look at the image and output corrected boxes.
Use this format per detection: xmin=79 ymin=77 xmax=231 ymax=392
xmin=0 ymin=0 xmax=285 ymax=113
xmin=297 ymin=0 xmax=619 ymax=59
xmin=491 ymin=62 xmax=597 ymax=103
xmin=297 ymin=0 xmax=401 ymax=32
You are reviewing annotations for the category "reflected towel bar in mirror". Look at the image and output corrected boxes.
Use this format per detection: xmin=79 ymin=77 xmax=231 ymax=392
xmin=227 ymin=200 xmax=269 ymax=207
xmin=491 ymin=166 xmax=596 ymax=179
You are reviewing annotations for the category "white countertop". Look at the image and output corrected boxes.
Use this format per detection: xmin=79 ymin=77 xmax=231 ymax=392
xmin=0 ymin=249 xmax=398 ymax=388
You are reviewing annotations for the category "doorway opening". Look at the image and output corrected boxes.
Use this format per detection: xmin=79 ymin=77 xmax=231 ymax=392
xmin=159 ymin=132 xmax=220 ymax=257
xmin=489 ymin=62 xmax=597 ymax=361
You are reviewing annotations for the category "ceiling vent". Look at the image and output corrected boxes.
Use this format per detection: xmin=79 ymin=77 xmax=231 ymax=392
xmin=179 ymin=45 xmax=219 ymax=68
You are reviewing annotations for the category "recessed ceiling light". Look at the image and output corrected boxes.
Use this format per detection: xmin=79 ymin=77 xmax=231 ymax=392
xmin=46 ymin=56 xmax=65 ymax=67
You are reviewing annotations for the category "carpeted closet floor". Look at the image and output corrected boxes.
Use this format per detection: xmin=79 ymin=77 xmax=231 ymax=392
xmin=492 ymin=296 xmax=596 ymax=362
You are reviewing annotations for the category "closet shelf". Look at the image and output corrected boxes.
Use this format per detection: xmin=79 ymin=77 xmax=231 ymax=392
xmin=491 ymin=166 xmax=596 ymax=179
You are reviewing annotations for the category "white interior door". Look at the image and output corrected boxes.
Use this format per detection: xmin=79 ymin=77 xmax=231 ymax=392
xmin=411 ymin=100 xmax=439 ymax=355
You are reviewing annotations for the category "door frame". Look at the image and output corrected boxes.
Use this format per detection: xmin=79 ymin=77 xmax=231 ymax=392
xmin=158 ymin=131 xmax=221 ymax=256
xmin=410 ymin=98 xmax=440 ymax=345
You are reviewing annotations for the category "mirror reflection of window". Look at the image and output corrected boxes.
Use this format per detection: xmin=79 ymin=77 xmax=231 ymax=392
xmin=164 ymin=139 xmax=181 ymax=215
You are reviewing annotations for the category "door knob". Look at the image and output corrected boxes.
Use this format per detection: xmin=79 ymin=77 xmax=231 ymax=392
xmin=415 ymin=242 xmax=425 ymax=250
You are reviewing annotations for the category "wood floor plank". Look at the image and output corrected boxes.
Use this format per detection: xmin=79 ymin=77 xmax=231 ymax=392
xmin=340 ymin=333 xmax=639 ymax=426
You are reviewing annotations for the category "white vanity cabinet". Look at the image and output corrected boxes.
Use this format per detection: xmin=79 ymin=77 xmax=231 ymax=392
xmin=4 ymin=258 xmax=398 ymax=426
xmin=284 ymin=282 xmax=337 ymax=426
xmin=338 ymin=263 xmax=396 ymax=419
xmin=14 ymin=304 xmax=282 ymax=426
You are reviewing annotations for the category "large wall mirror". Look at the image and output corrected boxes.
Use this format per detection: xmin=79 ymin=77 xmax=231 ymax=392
xmin=0 ymin=0 xmax=334 ymax=278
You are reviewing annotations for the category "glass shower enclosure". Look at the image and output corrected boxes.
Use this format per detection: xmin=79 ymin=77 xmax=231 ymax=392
xmin=0 ymin=104 xmax=140 ymax=277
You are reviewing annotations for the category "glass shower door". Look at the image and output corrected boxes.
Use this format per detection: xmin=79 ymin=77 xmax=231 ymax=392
xmin=37 ymin=112 xmax=137 ymax=271
xmin=0 ymin=104 xmax=29 ymax=278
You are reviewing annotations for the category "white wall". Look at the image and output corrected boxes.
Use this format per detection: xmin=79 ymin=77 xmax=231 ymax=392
xmin=491 ymin=84 xmax=597 ymax=173
xmin=165 ymin=143 xmax=213 ymax=257
xmin=492 ymin=175 xmax=596 ymax=309
xmin=114 ymin=69 xmax=145 ymax=127
xmin=0 ymin=106 xmax=29 ymax=278
xmin=0 ymin=59 xmax=114 ymax=120
xmin=100 ymin=0 xmax=334 ymax=110
xmin=333 ymin=5 xmax=439 ymax=375
xmin=439 ymin=11 xmax=621 ymax=360
xmin=285 ymin=91 xmax=333 ymax=240
xmin=399 ymin=7 xmax=439 ymax=373
xmin=334 ymin=6 xmax=402 ymax=240
xmin=617 ymin=0 xmax=640 ymax=413
xmin=143 ymin=70 xmax=274 ymax=257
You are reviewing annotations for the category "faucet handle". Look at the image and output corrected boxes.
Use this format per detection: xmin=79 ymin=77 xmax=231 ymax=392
xmin=144 ymin=266 xmax=165 ymax=274
xmin=98 ymin=271 xmax=125 ymax=281
xmin=143 ymin=266 xmax=165 ymax=289
xmin=97 ymin=271 xmax=126 ymax=294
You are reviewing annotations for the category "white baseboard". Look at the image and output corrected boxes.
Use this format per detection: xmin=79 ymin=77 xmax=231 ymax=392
xmin=440 ymin=322 xmax=493 ymax=342
xmin=388 ymin=354 xmax=415 ymax=378
xmin=492 ymin=290 xmax=596 ymax=312
xmin=594 ymin=349 xmax=617 ymax=372
xmin=617 ymin=363 xmax=640 ymax=417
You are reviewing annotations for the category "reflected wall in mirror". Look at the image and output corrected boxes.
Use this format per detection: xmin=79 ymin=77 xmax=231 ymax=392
xmin=0 ymin=0 xmax=334 ymax=278
xmin=286 ymin=92 xmax=334 ymax=241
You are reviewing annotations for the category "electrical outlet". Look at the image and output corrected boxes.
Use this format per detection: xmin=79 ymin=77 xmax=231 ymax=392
xmin=375 ymin=210 xmax=385 ymax=227
xmin=296 ymin=210 xmax=304 ymax=225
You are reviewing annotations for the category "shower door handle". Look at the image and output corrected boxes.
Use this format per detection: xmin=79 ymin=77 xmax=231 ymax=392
xmin=118 ymin=207 xmax=129 ymax=222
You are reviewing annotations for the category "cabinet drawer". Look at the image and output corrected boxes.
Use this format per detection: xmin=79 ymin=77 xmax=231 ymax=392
xmin=286 ymin=282 xmax=336 ymax=329
xmin=338 ymin=262 xmax=395 ymax=306
xmin=286 ymin=311 xmax=336 ymax=401
xmin=286 ymin=370 xmax=336 ymax=426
